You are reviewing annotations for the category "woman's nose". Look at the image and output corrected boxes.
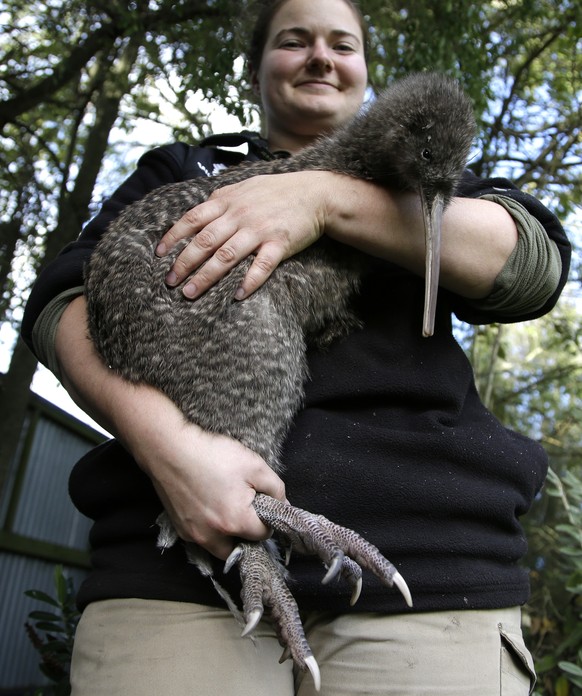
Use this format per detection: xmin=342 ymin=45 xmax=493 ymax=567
xmin=307 ymin=40 xmax=333 ymax=72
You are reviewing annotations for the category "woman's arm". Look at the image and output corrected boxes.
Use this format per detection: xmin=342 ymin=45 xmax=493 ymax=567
xmin=55 ymin=295 xmax=287 ymax=560
xmin=155 ymin=170 xmax=518 ymax=301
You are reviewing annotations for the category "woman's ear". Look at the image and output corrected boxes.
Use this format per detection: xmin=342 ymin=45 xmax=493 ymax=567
xmin=249 ymin=64 xmax=261 ymax=96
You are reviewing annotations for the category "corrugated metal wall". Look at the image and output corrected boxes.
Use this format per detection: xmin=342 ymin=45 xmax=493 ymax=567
xmin=0 ymin=394 xmax=105 ymax=691
xmin=11 ymin=415 xmax=94 ymax=548
xmin=0 ymin=555 xmax=87 ymax=691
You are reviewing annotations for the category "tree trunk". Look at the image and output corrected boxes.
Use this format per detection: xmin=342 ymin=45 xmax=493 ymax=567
xmin=0 ymin=338 xmax=38 ymax=495
xmin=0 ymin=37 xmax=141 ymax=500
xmin=0 ymin=216 xmax=23 ymax=322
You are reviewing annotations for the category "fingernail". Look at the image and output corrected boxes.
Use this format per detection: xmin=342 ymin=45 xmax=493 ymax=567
xmin=155 ymin=242 xmax=166 ymax=256
xmin=234 ymin=287 xmax=245 ymax=300
xmin=165 ymin=270 xmax=178 ymax=285
xmin=183 ymin=283 xmax=197 ymax=298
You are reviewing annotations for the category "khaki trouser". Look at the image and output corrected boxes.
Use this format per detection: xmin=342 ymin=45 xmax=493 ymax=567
xmin=71 ymin=599 xmax=535 ymax=695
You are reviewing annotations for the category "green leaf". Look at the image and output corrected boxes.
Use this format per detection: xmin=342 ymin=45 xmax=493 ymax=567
xmin=557 ymin=624 xmax=582 ymax=654
xmin=535 ymin=654 xmax=558 ymax=673
xmin=555 ymin=675 xmax=570 ymax=696
xmin=39 ymin=648 xmax=70 ymax=662
xmin=559 ymin=661 xmax=582 ymax=678
xmin=29 ymin=610 xmax=63 ymax=622
xmin=24 ymin=590 xmax=60 ymax=607
xmin=34 ymin=621 xmax=65 ymax=633
xmin=54 ymin=565 xmax=68 ymax=606
xmin=561 ymin=547 xmax=582 ymax=557
xmin=555 ymin=524 xmax=582 ymax=542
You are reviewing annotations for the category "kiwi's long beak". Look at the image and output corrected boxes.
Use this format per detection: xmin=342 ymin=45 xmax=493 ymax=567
xmin=420 ymin=190 xmax=444 ymax=338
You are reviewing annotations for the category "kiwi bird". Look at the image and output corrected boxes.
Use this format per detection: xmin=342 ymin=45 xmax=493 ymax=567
xmin=85 ymin=72 xmax=476 ymax=690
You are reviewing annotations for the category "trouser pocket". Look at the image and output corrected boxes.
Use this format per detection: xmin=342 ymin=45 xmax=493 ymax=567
xmin=499 ymin=623 xmax=537 ymax=695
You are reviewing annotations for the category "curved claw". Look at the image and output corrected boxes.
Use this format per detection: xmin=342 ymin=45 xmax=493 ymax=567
xmin=393 ymin=571 xmax=413 ymax=608
xmin=224 ymin=545 xmax=244 ymax=574
xmin=350 ymin=577 xmax=363 ymax=606
xmin=305 ymin=655 xmax=321 ymax=692
xmin=321 ymin=552 xmax=344 ymax=584
xmin=241 ymin=608 xmax=263 ymax=637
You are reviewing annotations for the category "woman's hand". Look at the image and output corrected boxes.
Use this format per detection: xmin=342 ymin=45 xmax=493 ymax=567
xmin=155 ymin=170 xmax=331 ymax=300
xmin=138 ymin=423 xmax=287 ymax=561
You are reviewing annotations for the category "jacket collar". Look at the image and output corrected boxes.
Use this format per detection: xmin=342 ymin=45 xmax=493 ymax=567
xmin=199 ymin=130 xmax=290 ymax=162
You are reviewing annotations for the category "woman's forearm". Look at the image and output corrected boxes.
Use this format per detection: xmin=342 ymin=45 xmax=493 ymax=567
xmin=55 ymin=295 xmax=180 ymax=448
xmin=322 ymin=173 xmax=518 ymax=300
xmin=155 ymin=170 xmax=518 ymax=301
xmin=54 ymin=295 xmax=286 ymax=559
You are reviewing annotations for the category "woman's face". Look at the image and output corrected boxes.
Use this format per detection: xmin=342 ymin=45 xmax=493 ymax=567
xmin=253 ymin=0 xmax=368 ymax=150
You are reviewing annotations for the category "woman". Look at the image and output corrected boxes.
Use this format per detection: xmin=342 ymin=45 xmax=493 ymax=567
xmin=22 ymin=0 xmax=570 ymax=694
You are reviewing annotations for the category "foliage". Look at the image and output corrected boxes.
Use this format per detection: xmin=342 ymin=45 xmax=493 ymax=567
xmin=467 ymin=300 xmax=582 ymax=437
xmin=527 ymin=468 xmax=582 ymax=696
xmin=24 ymin=565 xmax=80 ymax=696
xmin=0 ymin=0 xmax=246 ymax=328
xmin=474 ymin=0 xmax=581 ymax=220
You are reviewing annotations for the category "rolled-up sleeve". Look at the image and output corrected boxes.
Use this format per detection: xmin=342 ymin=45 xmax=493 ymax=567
xmin=453 ymin=170 xmax=570 ymax=325
xmin=463 ymin=194 xmax=562 ymax=318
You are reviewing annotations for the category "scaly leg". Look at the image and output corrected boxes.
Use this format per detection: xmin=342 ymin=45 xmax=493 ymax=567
xmin=251 ymin=493 xmax=412 ymax=607
xmin=225 ymin=540 xmax=321 ymax=689
xmin=158 ymin=499 xmax=411 ymax=692
xmin=223 ymin=495 xmax=412 ymax=690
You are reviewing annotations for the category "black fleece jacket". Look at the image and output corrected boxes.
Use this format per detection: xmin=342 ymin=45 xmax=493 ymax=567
xmin=21 ymin=133 xmax=570 ymax=614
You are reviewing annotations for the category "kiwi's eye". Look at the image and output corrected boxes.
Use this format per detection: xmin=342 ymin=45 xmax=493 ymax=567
xmin=422 ymin=149 xmax=432 ymax=161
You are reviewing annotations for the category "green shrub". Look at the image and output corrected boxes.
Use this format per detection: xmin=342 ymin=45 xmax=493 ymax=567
xmin=24 ymin=565 xmax=80 ymax=696
xmin=526 ymin=467 xmax=582 ymax=696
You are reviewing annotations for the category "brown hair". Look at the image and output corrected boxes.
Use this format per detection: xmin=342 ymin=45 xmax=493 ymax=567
xmin=246 ymin=0 xmax=370 ymax=72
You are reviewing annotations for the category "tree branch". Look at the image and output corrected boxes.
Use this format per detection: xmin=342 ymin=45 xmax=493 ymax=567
xmin=0 ymin=24 xmax=117 ymax=130
xmin=0 ymin=0 xmax=226 ymax=131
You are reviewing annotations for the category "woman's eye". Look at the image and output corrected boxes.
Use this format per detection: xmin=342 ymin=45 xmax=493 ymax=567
xmin=280 ymin=40 xmax=304 ymax=49
xmin=335 ymin=43 xmax=355 ymax=53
